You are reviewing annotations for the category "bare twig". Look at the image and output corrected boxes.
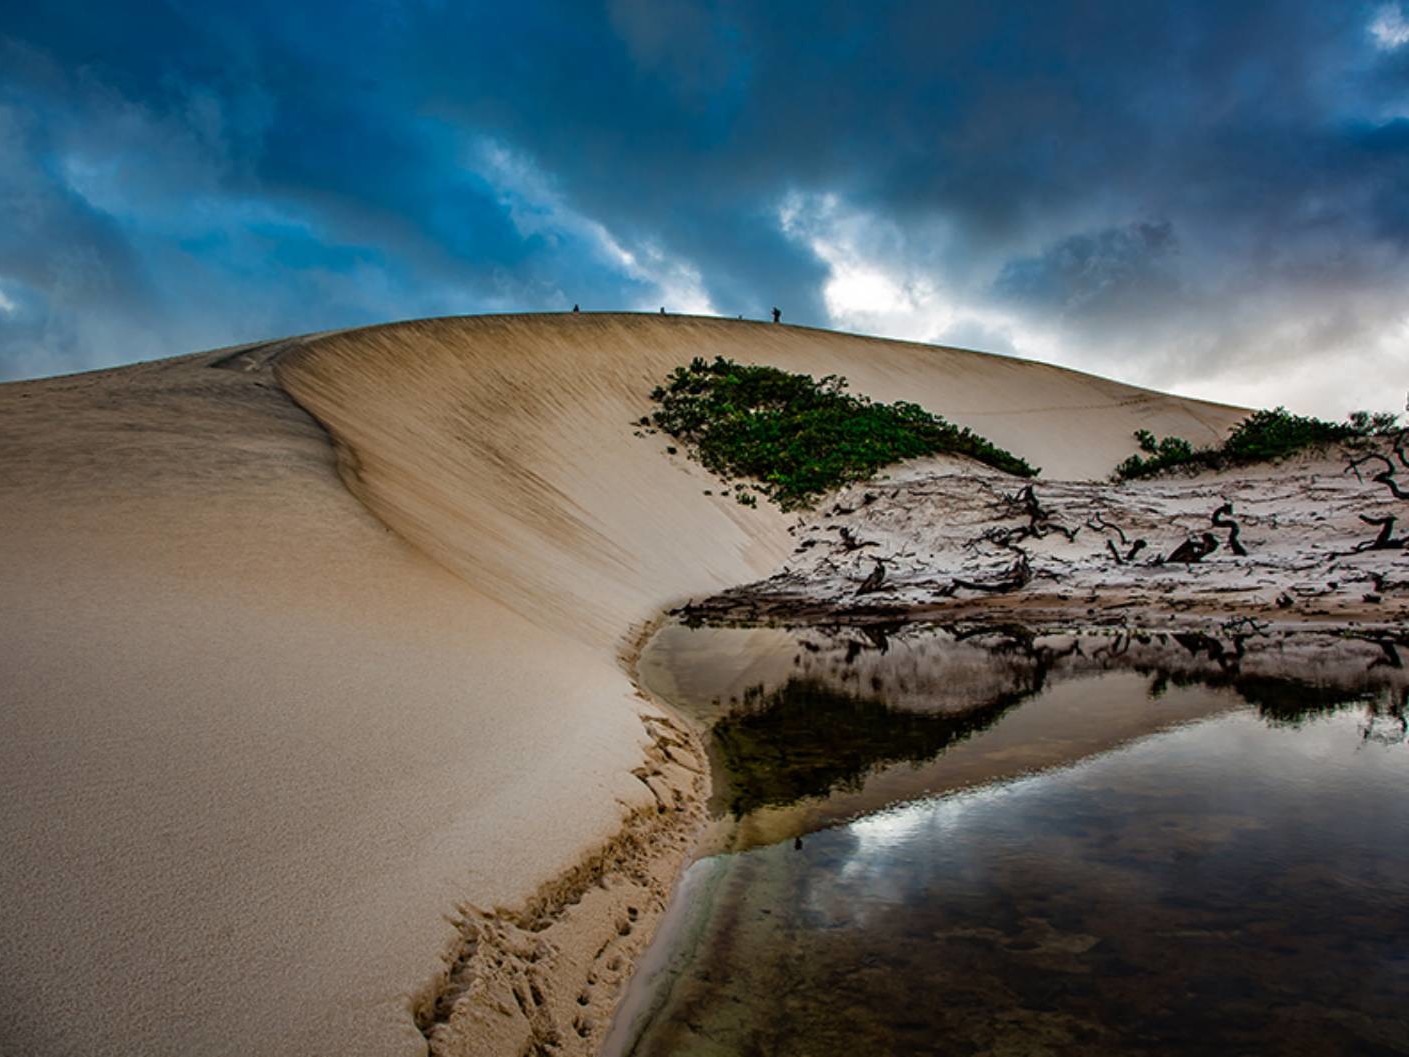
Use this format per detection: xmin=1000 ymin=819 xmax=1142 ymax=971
xmin=1086 ymin=513 xmax=1129 ymax=546
xmin=1211 ymin=502 xmax=1248 ymax=557
xmin=835 ymin=525 xmax=879 ymax=552
xmin=855 ymin=557 xmax=886 ymax=595
xmin=1345 ymin=449 xmax=1409 ymax=499
xmin=1353 ymin=514 xmax=1403 ymax=552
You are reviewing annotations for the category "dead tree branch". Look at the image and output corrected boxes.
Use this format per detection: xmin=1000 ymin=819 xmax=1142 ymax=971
xmin=1211 ymin=502 xmax=1248 ymax=557
xmin=1105 ymin=538 xmax=1148 ymax=565
xmin=1354 ymin=514 xmax=1404 ymax=552
xmin=995 ymin=484 xmax=1077 ymax=543
xmin=1086 ymin=513 xmax=1128 ymax=546
xmin=1346 ymin=449 xmax=1409 ymax=499
xmin=1163 ymin=532 xmax=1220 ymax=565
xmin=855 ymin=557 xmax=887 ymax=595
xmin=835 ymin=525 xmax=879 ymax=552
xmin=1089 ymin=512 xmax=1146 ymax=563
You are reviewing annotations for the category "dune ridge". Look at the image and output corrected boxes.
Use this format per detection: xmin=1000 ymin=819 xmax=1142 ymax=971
xmin=0 ymin=313 xmax=1244 ymax=1057
xmin=276 ymin=313 xmax=1243 ymax=645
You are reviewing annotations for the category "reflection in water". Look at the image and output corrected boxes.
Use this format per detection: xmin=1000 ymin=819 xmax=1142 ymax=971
xmin=639 ymin=623 xmax=1408 ymax=846
xmin=609 ymin=624 xmax=1409 ymax=1057
xmin=711 ymin=676 xmax=1024 ymax=817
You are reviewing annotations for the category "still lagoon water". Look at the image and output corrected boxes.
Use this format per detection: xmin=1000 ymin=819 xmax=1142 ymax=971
xmin=609 ymin=624 xmax=1409 ymax=1056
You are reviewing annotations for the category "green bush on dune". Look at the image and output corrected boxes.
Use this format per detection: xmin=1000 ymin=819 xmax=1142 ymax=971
xmin=648 ymin=356 xmax=1037 ymax=509
xmin=1115 ymin=406 xmax=1398 ymax=480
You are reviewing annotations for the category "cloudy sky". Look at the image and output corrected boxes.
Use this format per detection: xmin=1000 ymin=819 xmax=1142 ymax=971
xmin=3 ymin=1 xmax=1408 ymax=416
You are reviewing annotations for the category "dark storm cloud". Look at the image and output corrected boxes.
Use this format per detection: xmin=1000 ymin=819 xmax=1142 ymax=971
xmin=1 ymin=1 xmax=1406 ymax=413
xmin=995 ymin=222 xmax=1181 ymax=318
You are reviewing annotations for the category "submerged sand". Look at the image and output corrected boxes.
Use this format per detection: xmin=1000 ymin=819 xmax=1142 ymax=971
xmin=0 ymin=314 xmax=1244 ymax=1056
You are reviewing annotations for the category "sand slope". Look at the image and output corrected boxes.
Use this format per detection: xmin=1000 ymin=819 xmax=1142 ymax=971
xmin=0 ymin=314 xmax=1244 ymax=1056
xmin=276 ymin=314 xmax=1243 ymax=644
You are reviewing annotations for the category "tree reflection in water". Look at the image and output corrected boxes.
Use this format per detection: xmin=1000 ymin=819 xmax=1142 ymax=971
xmin=692 ymin=622 xmax=1408 ymax=826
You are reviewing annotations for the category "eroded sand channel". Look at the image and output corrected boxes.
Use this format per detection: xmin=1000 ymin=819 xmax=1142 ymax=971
xmin=607 ymin=622 xmax=1409 ymax=1056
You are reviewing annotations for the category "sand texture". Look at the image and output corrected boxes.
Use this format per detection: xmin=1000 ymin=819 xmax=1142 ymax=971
xmin=0 ymin=313 xmax=1244 ymax=1056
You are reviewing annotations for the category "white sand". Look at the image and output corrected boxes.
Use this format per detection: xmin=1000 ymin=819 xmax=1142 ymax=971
xmin=0 ymin=314 xmax=1243 ymax=1056
xmin=686 ymin=451 xmax=1409 ymax=628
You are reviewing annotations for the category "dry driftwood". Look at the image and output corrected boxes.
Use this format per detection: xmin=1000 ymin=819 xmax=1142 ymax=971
xmin=1212 ymin=502 xmax=1248 ymax=556
xmin=1164 ymin=532 xmax=1220 ymax=564
xmin=1355 ymin=514 xmax=1404 ymax=552
xmin=856 ymin=557 xmax=887 ymax=595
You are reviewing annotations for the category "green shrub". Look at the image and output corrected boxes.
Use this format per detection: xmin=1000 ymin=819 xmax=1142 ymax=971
xmin=1116 ymin=406 xmax=1395 ymax=480
xmin=1222 ymin=408 xmax=1361 ymax=462
xmin=1115 ymin=430 xmax=1198 ymax=478
xmin=649 ymin=356 xmax=1037 ymax=509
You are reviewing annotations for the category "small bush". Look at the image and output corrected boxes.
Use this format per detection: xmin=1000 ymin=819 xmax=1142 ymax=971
xmin=1116 ymin=407 xmax=1395 ymax=480
xmin=649 ymin=356 xmax=1037 ymax=509
xmin=1115 ymin=430 xmax=1198 ymax=478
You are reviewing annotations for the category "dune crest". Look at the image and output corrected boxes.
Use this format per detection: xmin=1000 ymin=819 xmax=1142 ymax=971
xmin=277 ymin=313 xmax=1242 ymax=644
xmin=0 ymin=313 xmax=1243 ymax=1056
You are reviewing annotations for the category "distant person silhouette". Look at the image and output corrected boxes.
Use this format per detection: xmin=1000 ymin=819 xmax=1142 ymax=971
xmin=572 ymin=304 xmax=579 ymax=312
xmin=771 ymin=307 xmax=781 ymax=323
xmin=660 ymin=306 xmax=666 ymax=315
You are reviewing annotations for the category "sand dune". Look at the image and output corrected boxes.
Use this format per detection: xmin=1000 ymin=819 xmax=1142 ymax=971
xmin=276 ymin=314 xmax=1243 ymax=643
xmin=0 ymin=313 xmax=1244 ymax=1056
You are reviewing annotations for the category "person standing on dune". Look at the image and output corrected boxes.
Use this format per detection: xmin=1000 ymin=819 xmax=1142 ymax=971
xmin=772 ymin=307 xmax=781 ymax=323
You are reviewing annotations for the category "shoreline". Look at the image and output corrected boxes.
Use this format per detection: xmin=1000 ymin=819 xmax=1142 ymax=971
xmin=451 ymin=600 xmax=1408 ymax=1057
xmin=583 ymin=607 xmax=1409 ymax=1055
xmin=413 ymin=614 xmax=716 ymax=1057
xmin=408 ymin=440 xmax=1409 ymax=1054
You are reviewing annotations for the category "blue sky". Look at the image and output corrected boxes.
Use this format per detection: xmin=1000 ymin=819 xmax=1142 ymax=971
xmin=3 ymin=1 xmax=1408 ymax=416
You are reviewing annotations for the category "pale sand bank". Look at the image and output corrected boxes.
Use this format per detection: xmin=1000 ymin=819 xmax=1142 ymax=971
xmin=678 ymin=450 xmax=1409 ymax=629
xmin=0 ymin=314 xmax=1244 ymax=1056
